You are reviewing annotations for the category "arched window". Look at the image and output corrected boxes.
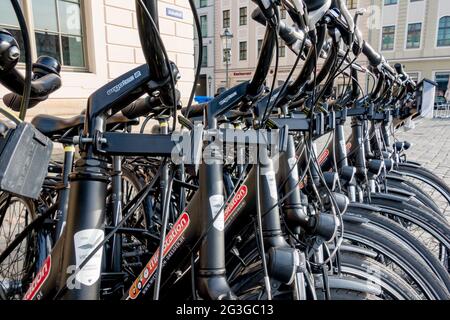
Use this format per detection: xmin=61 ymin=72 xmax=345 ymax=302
xmin=437 ymin=16 xmax=450 ymax=47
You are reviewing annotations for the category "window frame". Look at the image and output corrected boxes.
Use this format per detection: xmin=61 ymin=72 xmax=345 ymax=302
xmin=239 ymin=41 xmax=247 ymax=61
xmin=406 ymin=22 xmax=422 ymax=49
xmin=0 ymin=0 xmax=89 ymax=72
xmin=346 ymin=0 xmax=358 ymax=9
xmin=201 ymin=45 xmax=208 ymax=67
xmin=199 ymin=0 xmax=208 ymax=8
xmin=200 ymin=15 xmax=208 ymax=37
xmin=433 ymin=71 xmax=450 ymax=97
xmin=437 ymin=16 xmax=450 ymax=47
xmin=381 ymin=25 xmax=395 ymax=51
xmin=223 ymin=9 xmax=230 ymax=29
xmin=239 ymin=7 xmax=247 ymax=26
xmin=384 ymin=0 xmax=398 ymax=6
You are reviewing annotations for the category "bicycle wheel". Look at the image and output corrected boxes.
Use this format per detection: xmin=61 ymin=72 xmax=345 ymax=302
xmin=0 ymin=193 xmax=38 ymax=300
xmin=367 ymin=193 xmax=450 ymax=270
xmin=343 ymin=217 xmax=450 ymax=299
xmin=227 ymin=232 xmax=393 ymax=300
xmin=335 ymin=251 xmax=421 ymax=300
xmin=396 ymin=163 xmax=450 ymax=220
xmin=386 ymin=175 xmax=442 ymax=216
xmin=345 ymin=208 xmax=450 ymax=290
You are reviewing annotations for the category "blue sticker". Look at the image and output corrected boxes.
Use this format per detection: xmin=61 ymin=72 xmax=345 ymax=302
xmin=166 ymin=8 xmax=183 ymax=20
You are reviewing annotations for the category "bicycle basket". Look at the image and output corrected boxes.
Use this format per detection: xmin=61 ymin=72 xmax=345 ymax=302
xmin=0 ymin=121 xmax=53 ymax=199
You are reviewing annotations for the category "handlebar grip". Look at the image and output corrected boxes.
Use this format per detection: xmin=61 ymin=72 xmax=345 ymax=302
xmin=122 ymin=96 xmax=156 ymax=119
xmin=252 ymin=7 xmax=309 ymax=50
xmin=2 ymin=93 xmax=46 ymax=111
xmin=382 ymin=61 xmax=396 ymax=78
xmin=122 ymin=89 xmax=181 ymax=119
xmin=362 ymin=41 xmax=382 ymax=67
xmin=0 ymin=54 xmax=61 ymax=109
xmin=394 ymin=63 xmax=406 ymax=77
xmin=394 ymin=63 xmax=409 ymax=81
xmin=395 ymin=63 xmax=417 ymax=89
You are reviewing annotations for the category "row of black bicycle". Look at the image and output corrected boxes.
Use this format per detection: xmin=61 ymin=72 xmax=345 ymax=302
xmin=0 ymin=0 xmax=449 ymax=300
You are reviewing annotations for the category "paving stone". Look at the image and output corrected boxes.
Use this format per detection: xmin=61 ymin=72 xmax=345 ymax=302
xmin=395 ymin=118 xmax=450 ymax=220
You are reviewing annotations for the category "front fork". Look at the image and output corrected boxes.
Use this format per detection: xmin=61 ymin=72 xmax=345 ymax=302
xmin=197 ymin=119 xmax=235 ymax=300
xmin=259 ymin=140 xmax=308 ymax=299
xmin=25 ymin=154 xmax=109 ymax=300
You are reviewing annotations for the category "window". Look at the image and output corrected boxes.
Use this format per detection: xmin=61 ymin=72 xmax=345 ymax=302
xmin=239 ymin=7 xmax=247 ymax=26
xmin=199 ymin=0 xmax=208 ymax=8
xmin=278 ymin=43 xmax=286 ymax=57
xmin=223 ymin=10 xmax=230 ymax=28
xmin=381 ymin=26 xmax=395 ymax=50
xmin=280 ymin=9 xmax=287 ymax=20
xmin=435 ymin=72 xmax=450 ymax=97
xmin=346 ymin=0 xmax=357 ymax=9
xmin=239 ymin=41 xmax=247 ymax=61
xmin=257 ymin=39 xmax=263 ymax=56
xmin=406 ymin=23 xmax=421 ymax=49
xmin=0 ymin=0 xmax=86 ymax=69
xmin=0 ymin=0 xmax=25 ymax=62
xmin=384 ymin=0 xmax=397 ymax=5
xmin=200 ymin=15 xmax=208 ymax=37
xmin=201 ymin=45 xmax=208 ymax=67
xmin=438 ymin=16 xmax=450 ymax=47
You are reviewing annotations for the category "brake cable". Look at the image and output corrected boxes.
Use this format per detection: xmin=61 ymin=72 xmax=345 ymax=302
xmin=261 ymin=32 xmax=281 ymax=126
xmin=256 ymin=163 xmax=273 ymax=299
xmin=185 ymin=0 xmax=203 ymax=118
xmin=11 ymin=0 xmax=32 ymax=120
xmin=137 ymin=0 xmax=178 ymax=132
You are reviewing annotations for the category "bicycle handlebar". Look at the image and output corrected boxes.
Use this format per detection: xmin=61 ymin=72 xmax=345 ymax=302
xmin=135 ymin=0 xmax=169 ymax=84
xmin=122 ymin=89 xmax=181 ymax=119
xmin=247 ymin=1 xmax=279 ymax=97
xmin=252 ymin=7 xmax=312 ymax=53
xmin=362 ymin=41 xmax=382 ymax=67
xmin=0 ymin=30 xmax=62 ymax=110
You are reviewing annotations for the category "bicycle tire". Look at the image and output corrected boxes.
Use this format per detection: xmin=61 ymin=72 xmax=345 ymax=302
xmin=343 ymin=218 xmax=450 ymax=300
xmin=346 ymin=208 xmax=450 ymax=290
xmin=336 ymin=251 xmax=421 ymax=300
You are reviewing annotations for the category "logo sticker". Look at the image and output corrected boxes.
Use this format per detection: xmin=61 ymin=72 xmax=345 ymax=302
xmin=210 ymin=195 xmax=225 ymax=231
xmin=219 ymin=91 xmax=238 ymax=106
xmin=74 ymin=229 xmax=105 ymax=286
xmin=24 ymin=256 xmax=51 ymax=300
xmin=346 ymin=143 xmax=352 ymax=152
xmin=318 ymin=149 xmax=330 ymax=166
xmin=288 ymin=157 xmax=298 ymax=170
xmin=224 ymin=185 xmax=248 ymax=222
xmin=128 ymin=212 xmax=190 ymax=299
xmin=106 ymin=71 xmax=142 ymax=96
xmin=263 ymin=170 xmax=278 ymax=200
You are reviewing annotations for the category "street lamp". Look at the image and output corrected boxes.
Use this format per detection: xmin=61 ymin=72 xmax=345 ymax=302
xmin=221 ymin=28 xmax=233 ymax=89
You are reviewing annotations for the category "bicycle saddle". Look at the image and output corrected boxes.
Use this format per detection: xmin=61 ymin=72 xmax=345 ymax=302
xmin=32 ymin=112 xmax=139 ymax=137
xmin=181 ymin=103 xmax=207 ymax=119
xmin=31 ymin=114 xmax=85 ymax=137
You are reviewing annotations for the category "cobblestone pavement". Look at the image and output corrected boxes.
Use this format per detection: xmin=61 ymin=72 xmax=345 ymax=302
xmin=394 ymin=118 xmax=450 ymax=220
